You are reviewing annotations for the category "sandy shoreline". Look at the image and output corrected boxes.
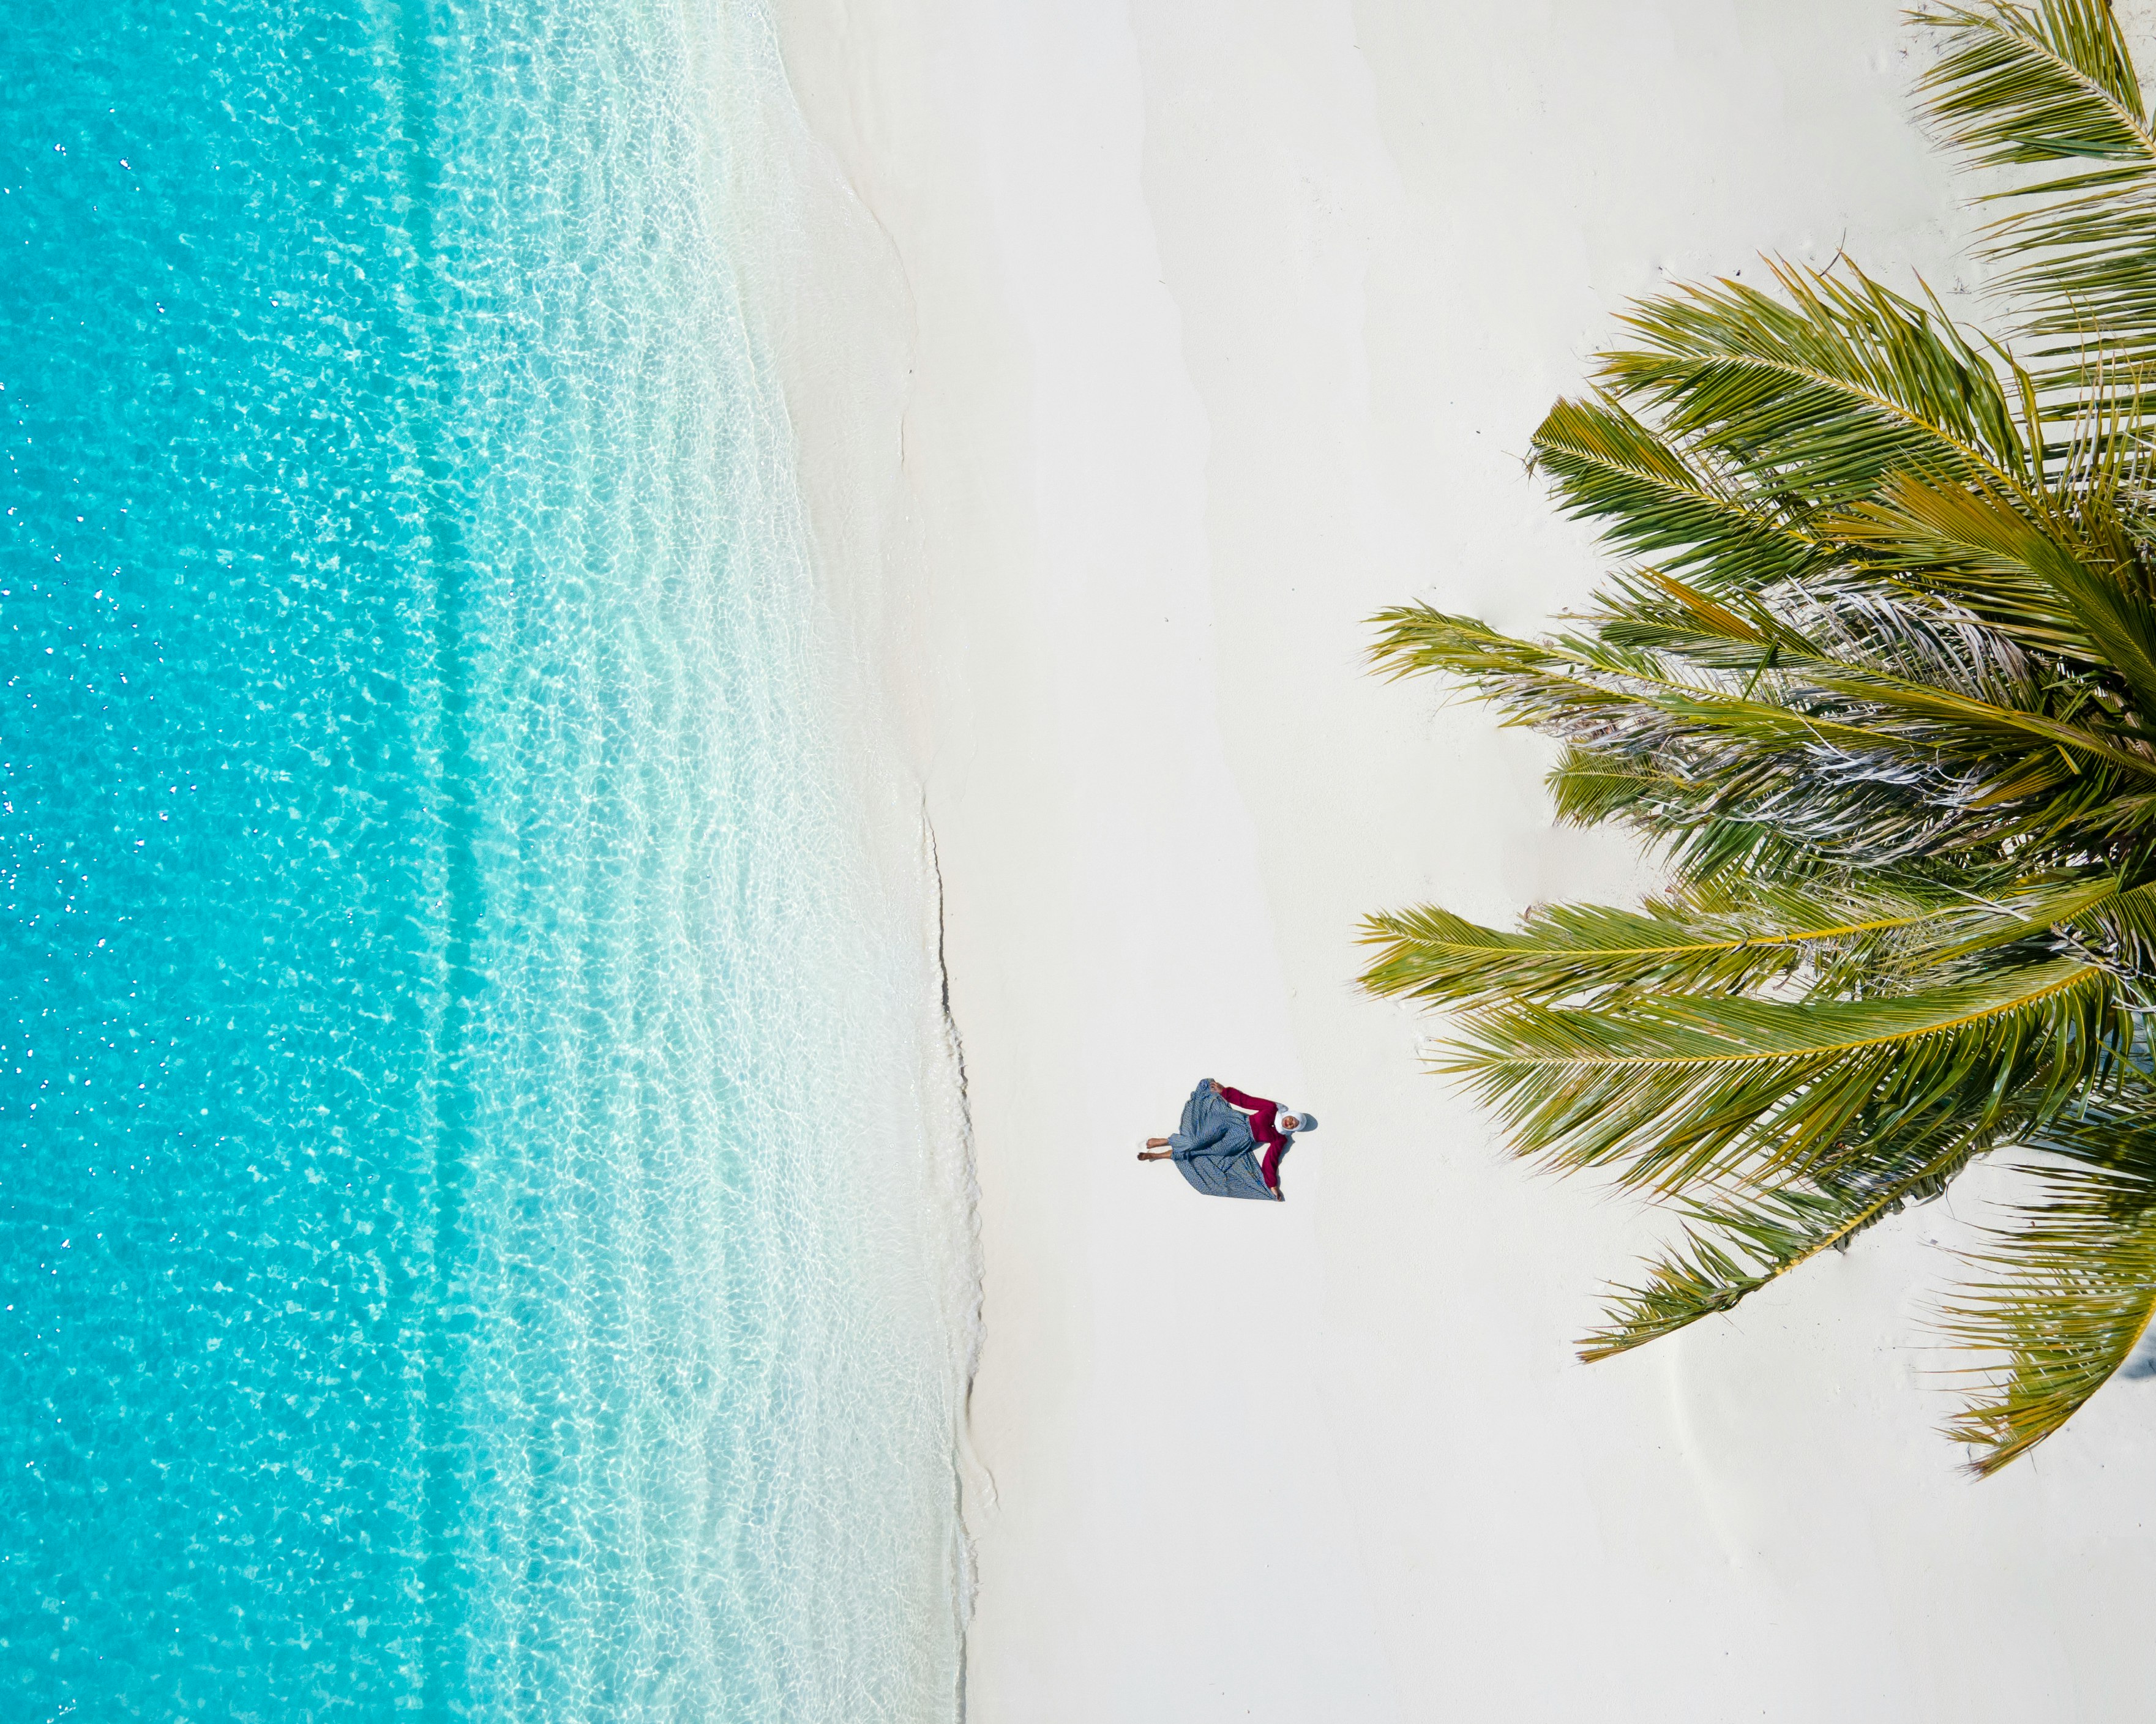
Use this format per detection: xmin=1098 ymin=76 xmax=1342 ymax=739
xmin=761 ymin=2 xmax=2156 ymax=1718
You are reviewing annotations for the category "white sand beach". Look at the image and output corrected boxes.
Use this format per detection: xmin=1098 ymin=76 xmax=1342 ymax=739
xmin=761 ymin=2 xmax=2156 ymax=1718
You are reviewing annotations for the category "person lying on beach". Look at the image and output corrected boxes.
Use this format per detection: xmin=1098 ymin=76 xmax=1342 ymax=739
xmin=1139 ymin=1078 xmax=1317 ymax=1203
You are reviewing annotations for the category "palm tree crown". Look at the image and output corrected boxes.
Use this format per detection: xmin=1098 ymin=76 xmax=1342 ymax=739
xmin=1364 ymin=0 xmax=2156 ymax=1473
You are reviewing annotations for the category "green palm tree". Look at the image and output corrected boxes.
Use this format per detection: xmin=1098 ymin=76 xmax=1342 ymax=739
xmin=1363 ymin=0 xmax=2156 ymax=1473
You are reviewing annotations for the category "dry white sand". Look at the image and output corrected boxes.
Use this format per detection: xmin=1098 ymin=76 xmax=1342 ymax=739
xmin=757 ymin=2 xmax=2156 ymax=1718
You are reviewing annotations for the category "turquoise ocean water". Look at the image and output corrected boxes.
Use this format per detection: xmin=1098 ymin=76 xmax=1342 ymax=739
xmin=3 ymin=2 xmax=971 ymax=1717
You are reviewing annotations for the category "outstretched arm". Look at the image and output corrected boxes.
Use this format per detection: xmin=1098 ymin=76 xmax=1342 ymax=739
xmin=1218 ymin=1085 xmax=1288 ymax=1193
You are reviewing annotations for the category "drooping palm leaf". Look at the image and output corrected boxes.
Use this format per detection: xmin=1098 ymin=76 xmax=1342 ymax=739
xmin=1581 ymin=1132 xmax=1986 ymax=1359
xmin=1936 ymin=1101 xmax=2156 ymax=1472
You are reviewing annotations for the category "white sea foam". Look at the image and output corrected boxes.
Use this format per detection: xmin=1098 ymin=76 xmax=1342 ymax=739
xmin=421 ymin=1 xmax=977 ymax=1713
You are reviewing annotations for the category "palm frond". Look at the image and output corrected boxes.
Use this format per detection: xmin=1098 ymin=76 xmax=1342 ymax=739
xmin=1447 ymin=957 xmax=2117 ymax=1192
xmin=1368 ymin=604 xmax=2081 ymax=775
xmin=2068 ymin=876 xmax=2156 ymax=980
xmin=1543 ymin=741 xmax=1895 ymax=882
xmin=1545 ymin=744 xmax=1669 ymax=824
xmin=1936 ymin=1101 xmax=2156 ymax=1473
xmin=1527 ymin=395 xmax=1831 ymax=592
xmin=1916 ymin=1 xmax=2156 ymax=387
xmin=1358 ymin=893 xmax=1868 ymax=1007
xmin=1359 ymin=875 xmax=2120 ymax=1010
xmin=1918 ymin=1 xmax=2149 ymax=166
xmin=1369 ymin=602 xmax=2156 ymax=870
xmin=1581 ymin=1133 xmax=1983 ymax=1359
xmin=1598 ymin=259 xmax=2034 ymax=507
xmin=1833 ymin=470 xmax=2156 ymax=707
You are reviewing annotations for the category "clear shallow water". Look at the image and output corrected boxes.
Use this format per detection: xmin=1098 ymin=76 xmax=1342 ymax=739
xmin=2 ymin=2 xmax=970 ymax=1717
